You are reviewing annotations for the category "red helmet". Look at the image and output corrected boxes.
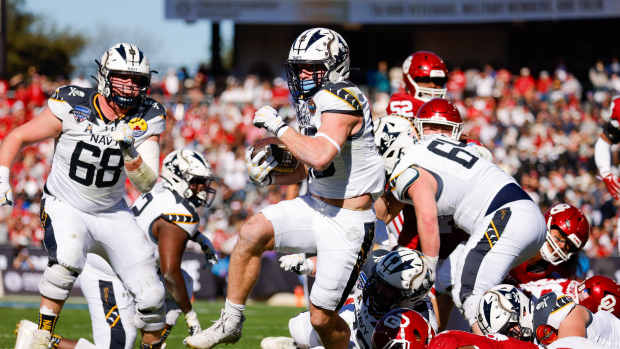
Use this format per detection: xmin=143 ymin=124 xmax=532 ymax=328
xmin=540 ymin=203 xmax=590 ymax=266
xmin=402 ymin=51 xmax=448 ymax=102
xmin=415 ymin=98 xmax=463 ymax=141
xmin=577 ymin=275 xmax=620 ymax=317
xmin=372 ymin=308 xmax=435 ymax=349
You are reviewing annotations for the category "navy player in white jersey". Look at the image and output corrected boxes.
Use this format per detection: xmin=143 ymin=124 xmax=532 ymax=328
xmin=2 ymin=43 xmax=167 ymax=348
xmin=185 ymin=28 xmax=385 ymax=349
xmin=477 ymin=284 xmax=620 ymax=349
xmin=15 ymin=150 xmax=218 ymax=349
xmin=261 ymin=248 xmax=436 ymax=349
xmin=373 ymin=98 xmax=546 ymax=334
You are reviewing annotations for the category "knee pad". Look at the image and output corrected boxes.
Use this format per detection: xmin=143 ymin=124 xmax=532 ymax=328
xmin=38 ymin=263 xmax=78 ymax=301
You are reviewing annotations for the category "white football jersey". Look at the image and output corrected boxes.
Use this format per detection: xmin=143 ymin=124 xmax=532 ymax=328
xmin=130 ymin=183 xmax=201 ymax=258
xmin=45 ymin=85 xmax=166 ymax=213
xmin=304 ymin=82 xmax=384 ymax=199
xmin=389 ymin=135 xmax=518 ymax=233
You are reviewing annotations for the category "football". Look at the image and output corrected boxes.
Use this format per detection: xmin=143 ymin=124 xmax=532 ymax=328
xmin=251 ymin=137 xmax=299 ymax=174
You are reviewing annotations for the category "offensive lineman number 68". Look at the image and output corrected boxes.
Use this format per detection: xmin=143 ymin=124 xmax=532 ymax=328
xmin=69 ymin=141 xmax=124 ymax=187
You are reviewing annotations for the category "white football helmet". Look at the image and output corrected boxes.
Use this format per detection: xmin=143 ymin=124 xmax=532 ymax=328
xmin=365 ymin=248 xmax=433 ymax=317
xmin=96 ymin=42 xmax=152 ymax=109
xmin=373 ymin=115 xmax=416 ymax=176
xmin=286 ymin=27 xmax=350 ymax=100
xmin=161 ymin=150 xmax=216 ymax=208
xmin=477 ymin=284 xmax=534 ymax=342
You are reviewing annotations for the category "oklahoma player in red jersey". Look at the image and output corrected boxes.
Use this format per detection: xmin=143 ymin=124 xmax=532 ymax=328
xmin=386 ymin=51 xmax=448 ymax=120
xmin=428 ymin=331 xmax=539 ymax=349
xmin=507 ymin=203 xmax=589 ymax=285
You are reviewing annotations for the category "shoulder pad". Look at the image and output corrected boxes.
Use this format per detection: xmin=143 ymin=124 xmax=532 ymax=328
xmin=50 ymin=85 xmax=94 ymax=107
xmin=533 ymin=292 xmax=575 ymax=330
xmin=320 ymin=81 xmax=364 ymax=115
xmin=603 ymin=122 xmax=620 ymax=144
xmin=140 ymin=97 xmax=167 ymax=122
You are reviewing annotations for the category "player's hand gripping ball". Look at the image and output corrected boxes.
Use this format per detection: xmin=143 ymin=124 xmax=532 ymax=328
xmin=250 ymin=137 xmax=299 ymax=174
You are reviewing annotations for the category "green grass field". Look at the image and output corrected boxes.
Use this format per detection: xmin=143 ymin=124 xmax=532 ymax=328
xmin=0 ymin=297 xmax=303 ymax=349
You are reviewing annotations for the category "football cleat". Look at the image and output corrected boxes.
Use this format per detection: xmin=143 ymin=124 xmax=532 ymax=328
xmin=14 ymin=319 xmax=38 ymax=349
xmin=183 ymin=310 xmax=244 ymax=349
xmin=31 ymin=328 xmax=52 ymax=349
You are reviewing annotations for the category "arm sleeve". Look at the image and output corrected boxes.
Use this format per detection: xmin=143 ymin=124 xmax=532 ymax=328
xmin=136 ymin=139 xmax=161 ymax=176
xmin=594 ymin=136 xmax=612 ymax=176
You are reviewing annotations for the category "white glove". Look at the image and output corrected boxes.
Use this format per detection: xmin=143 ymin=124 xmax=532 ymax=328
xmin=184 ymin=310 xmax=201 ymax=336
xmin=253 ymin=106 xmax=289 ymax=137
xmin=279 ymin=253 xmax=314 ymax=275
xmin=245 ymin=146 xmax=278 ymax=186
xmin=422 ymin=255 xmax=438 ymax=285
xmin=0 ymin=166 xmax=13 ymax=207
xmin=110 ymin=123 xmax=138 ymax=159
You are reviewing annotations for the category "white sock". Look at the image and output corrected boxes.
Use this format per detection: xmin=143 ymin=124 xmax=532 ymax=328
xmin=39 ymin=306 xmax=57 ymax=316
xmin=224 ymin=299 xmax=245 ymax=317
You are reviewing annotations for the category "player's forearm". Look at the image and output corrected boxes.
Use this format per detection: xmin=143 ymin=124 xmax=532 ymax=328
xmin=595 ymin=136 xmax=613 ymax=176
xmin=417 ymin=217 xmax=440 ymax=258
xmin=375 ymin=194 xmax=405 ymax=223
xmin=0 ymin=132 xmax=25 ymax=168
xmin=125 ymin=139 xmax=159 ymax=192
xmin=162 ymin=268 xmax=192 ymax=313
xmin=279 ymin=128 xmax=337 ymax=170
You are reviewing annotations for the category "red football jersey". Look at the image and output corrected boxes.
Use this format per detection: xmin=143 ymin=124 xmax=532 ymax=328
xmin=508 ymin=255 xmax=577 ymax=284
xmin=386 ymin=92 xmax=425 ymax=119
xmin=428 ymin=330 xmax=539 ymax=349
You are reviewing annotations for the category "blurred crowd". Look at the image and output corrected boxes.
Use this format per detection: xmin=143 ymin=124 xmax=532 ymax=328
xmin=1 ymin=58 xmax=620 ymax=264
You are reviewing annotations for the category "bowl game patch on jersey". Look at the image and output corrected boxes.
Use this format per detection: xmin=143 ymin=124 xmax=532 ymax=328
xmin=128 ymin=117 xmax=148 ymax=137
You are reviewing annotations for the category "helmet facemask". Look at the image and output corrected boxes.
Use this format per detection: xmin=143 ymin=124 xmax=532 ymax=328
xmin=186 ymin=175 xmax=217 ymax=208
xmin=407 ymin=75 xmax=448 ymax=102
xmin=540 ymin=226 xmax=580 ymax=266
xmin=286 ymin=61 xmax=327 ymax=100
xmin=414 ymin=118 xmax=463 ymax=142
xmin=364 ymin=275 xmax=411 ymax=318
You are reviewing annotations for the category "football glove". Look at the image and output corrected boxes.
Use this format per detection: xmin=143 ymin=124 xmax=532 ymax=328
xmin=245 ymin=146 xmax=277 ymax=186
xmin=421 ymin=255 xmax=438 ymax=286
xmin=0 ymin=166 xmax=13 ymax=207
xmin=279 ymin=253 xmax=314 ymax=275
xmin=602 ymin=173 xmax=620 ymax=200
xmin=253 ymin=106 xmax=289 ymax=137
xmin=110 ymin=123 xmax=140 ymax=160
xmin=184 ymin=310 xmax=201 ymax=336
xmin=193 ymin=233 xmax=218 ymax=265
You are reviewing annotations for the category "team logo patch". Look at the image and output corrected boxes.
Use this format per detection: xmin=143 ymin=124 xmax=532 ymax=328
xmin=70 ymin=105 xmax=90 ymax=123
xmin=128 ymin=117 xmax=148 ymax=137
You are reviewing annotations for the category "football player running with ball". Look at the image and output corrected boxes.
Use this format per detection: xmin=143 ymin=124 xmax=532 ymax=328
xmin=185 ymin=28 xmax=385 ymax=349
xmin=2 ymin=43 xmax=167 ymax=348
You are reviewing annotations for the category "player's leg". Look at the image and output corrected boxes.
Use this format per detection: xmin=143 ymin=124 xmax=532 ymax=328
xmin=79 ymin=259 xmax=138 ymax=349
xmin=186 ymin=196 xmax=317 ymax=348
xmin=310 ymin=200 xmax=375 ymax=348
xmin=454 ymin=200 xmax=546 ymax=331
xmin=33 ymin=196 xmax=90 ymax=346
xmin=92 ymin=204 xmax=165 ymax=348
